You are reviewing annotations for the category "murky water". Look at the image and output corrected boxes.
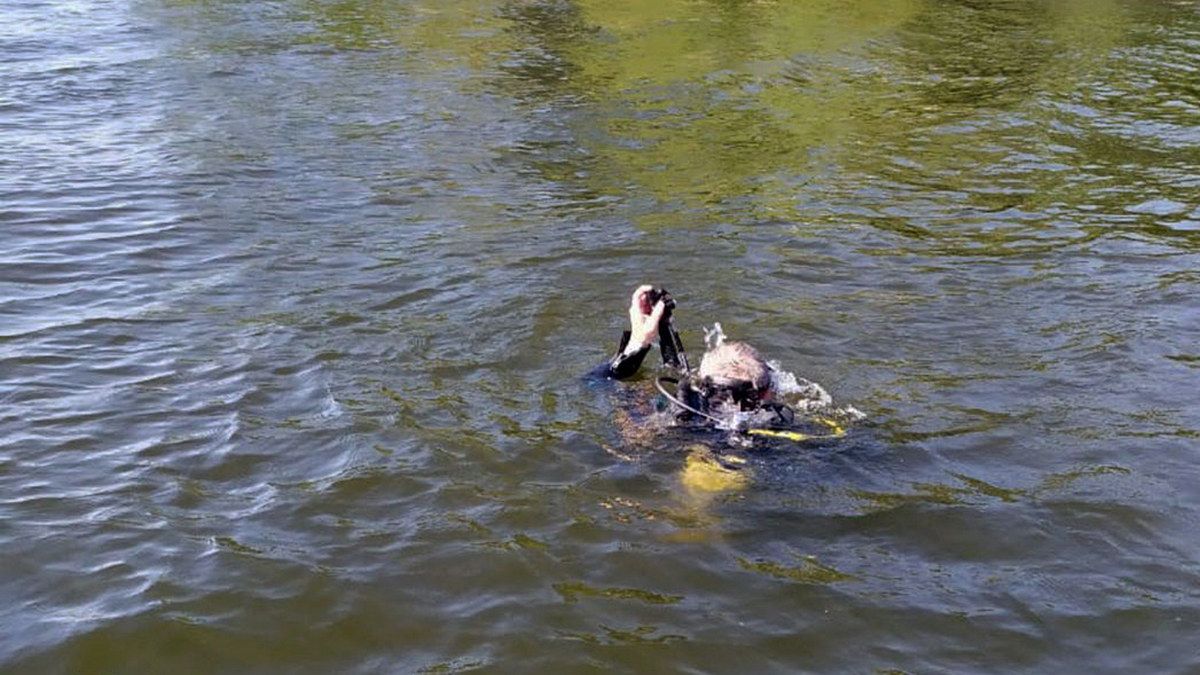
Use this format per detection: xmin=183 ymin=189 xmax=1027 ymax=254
xmin=3 ymin=0 xmax=1199 ymax=671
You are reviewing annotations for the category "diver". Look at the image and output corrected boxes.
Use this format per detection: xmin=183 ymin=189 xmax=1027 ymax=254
xmin=591 ymin=284 xmax=866 ymax=505
xmin=592 ymin=284 xmax=850 ymax=441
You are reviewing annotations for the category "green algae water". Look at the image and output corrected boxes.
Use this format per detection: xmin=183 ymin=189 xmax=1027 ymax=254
xmin=2 ymin=0 xmax=1198 ymax=672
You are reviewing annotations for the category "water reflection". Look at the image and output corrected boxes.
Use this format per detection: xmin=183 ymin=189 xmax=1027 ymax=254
xmin=895 ymin=0 xmax=1059 ymax=108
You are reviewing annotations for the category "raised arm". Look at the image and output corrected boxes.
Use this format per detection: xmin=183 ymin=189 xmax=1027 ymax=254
xmin=592 ymin=285 xmax=667 ymax=380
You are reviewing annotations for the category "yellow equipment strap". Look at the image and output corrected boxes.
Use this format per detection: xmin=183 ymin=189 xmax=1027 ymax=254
xmin=746 ymin=417 xmax=845 ymax=443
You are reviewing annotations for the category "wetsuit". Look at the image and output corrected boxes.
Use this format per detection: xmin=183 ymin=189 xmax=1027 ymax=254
xmin=590 ymin=330 xmax=653 ymax=380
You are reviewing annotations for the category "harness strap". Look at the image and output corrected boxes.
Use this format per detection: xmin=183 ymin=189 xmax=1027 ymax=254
xmin=655 ymin=377 xmax=728 ymax=426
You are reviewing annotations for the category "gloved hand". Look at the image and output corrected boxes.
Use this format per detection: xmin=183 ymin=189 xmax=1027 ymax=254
xmin=626 ymin=284 xmax=667 ymax=355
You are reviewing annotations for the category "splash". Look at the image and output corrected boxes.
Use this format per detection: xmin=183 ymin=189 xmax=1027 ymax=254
xmin=703 ymin=322 xmax=726 ymax=351
xmin=768 ymin=362 xmax=866 ymax=421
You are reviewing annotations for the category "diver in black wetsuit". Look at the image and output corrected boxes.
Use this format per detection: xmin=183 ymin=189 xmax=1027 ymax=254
xmin=594 ymin=286 xmax=860 ymax=498
xmin=593 ymin=284 xmax=859 ymax=486
xmin=593 ymin=285 xmax=782 ymax=428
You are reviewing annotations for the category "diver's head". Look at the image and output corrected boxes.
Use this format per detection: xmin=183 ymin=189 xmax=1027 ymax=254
xmin=696 ymin=341 xmax=773 ymax=410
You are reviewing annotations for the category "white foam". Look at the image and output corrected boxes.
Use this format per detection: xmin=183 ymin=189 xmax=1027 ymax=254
xmin=703 ymin=322 xmax=727 ymax=351
xmin=768 ymin=361 xmax=866 ymax=421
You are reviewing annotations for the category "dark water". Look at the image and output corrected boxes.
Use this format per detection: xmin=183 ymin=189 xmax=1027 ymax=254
xmin=3 ymin=0 xmax=1199 ymax=672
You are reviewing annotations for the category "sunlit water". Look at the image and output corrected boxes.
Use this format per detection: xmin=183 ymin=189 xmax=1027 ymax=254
xmin=2 ymin=0 xmax=1199 ymax=672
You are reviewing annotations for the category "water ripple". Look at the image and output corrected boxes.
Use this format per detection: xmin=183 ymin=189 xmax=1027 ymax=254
xmin=3 ymin=0 xmax=1199 ymax=671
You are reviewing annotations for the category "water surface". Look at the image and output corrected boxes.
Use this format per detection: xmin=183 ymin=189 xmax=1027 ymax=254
xmin=2 ymin=0 xmax=1199 ymax=672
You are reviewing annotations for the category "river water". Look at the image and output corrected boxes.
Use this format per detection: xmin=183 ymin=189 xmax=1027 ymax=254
xmin=2 ymin=0 xmax=1198 ymax=672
